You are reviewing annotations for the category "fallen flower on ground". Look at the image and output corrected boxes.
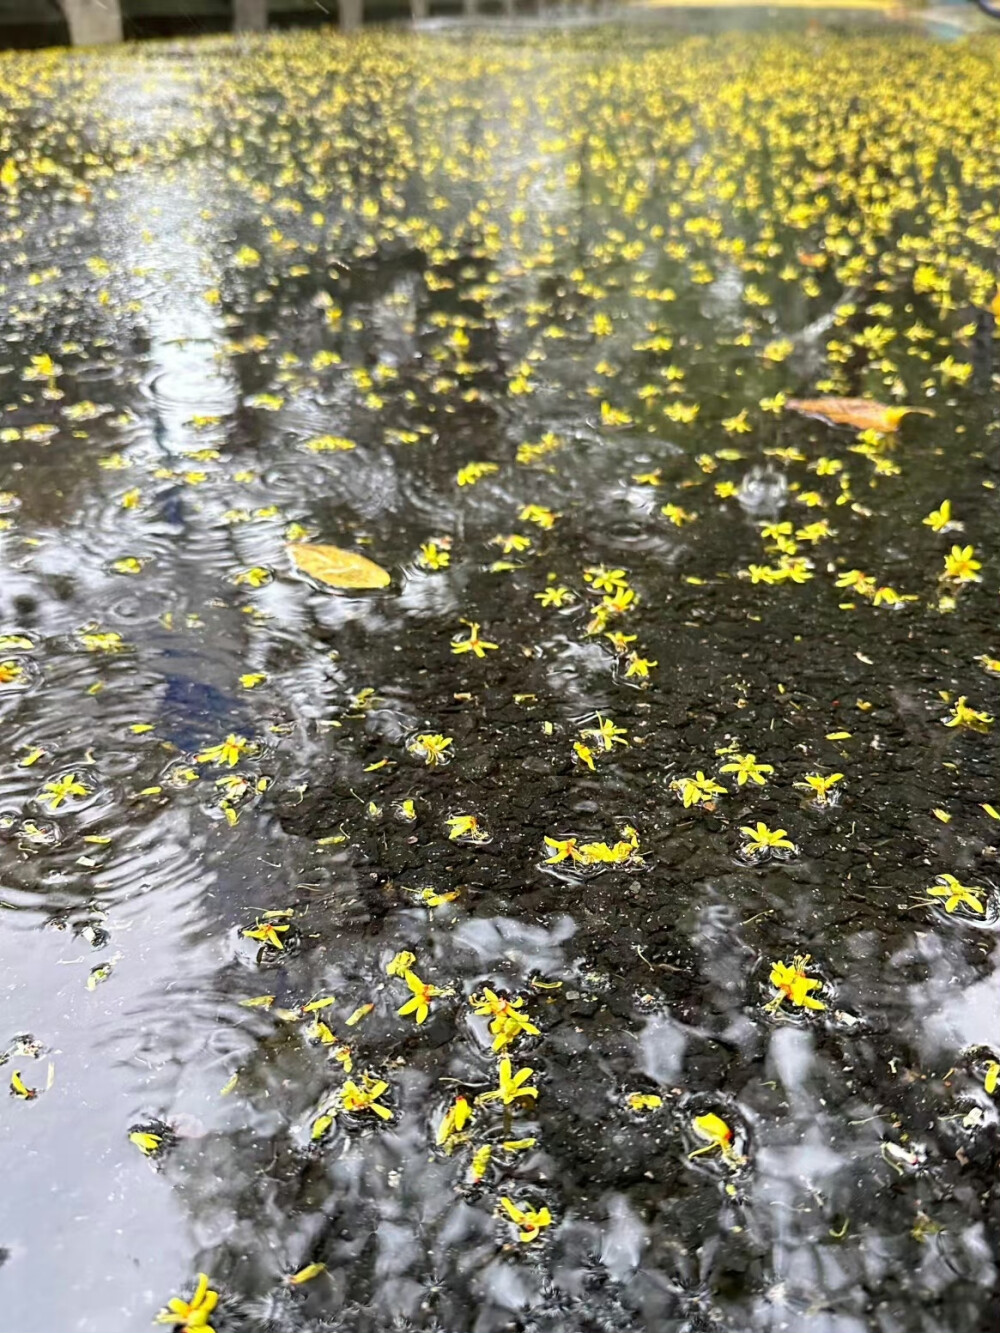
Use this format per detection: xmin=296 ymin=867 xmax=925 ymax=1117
xmin=768 ymin=956 xmax=826 ymax=1011
xmin=498 ymin=1196 xmax=552 ymax=1242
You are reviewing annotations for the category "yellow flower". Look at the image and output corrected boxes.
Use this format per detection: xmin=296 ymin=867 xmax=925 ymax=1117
xmin=720 ymin=753 xmax=774 ymax=787
xmin=338 ymin=1074 xmax=393 ymax=1120
xmin=451 ymin=622 xmax=498 ymax=658
xmin=935 ymin=355 xmax=972 ymax=384
xmin=233 ymin=566 xmax=272 ymax=588
xmin=129 ymin=1130 xmax=163 ymax=1156
xmin=688 ymin=1112 xmax=744 ymax=1166
xmin=39 ymin=773 xmax=90 ymax=810
xmin=942 ymin=697 xmax=993 ymax=732
xmin=721 ymin=409 xmax=751 ymax=434
xmin=922 ymin=500 xmax=952 ymax=532
xmin=419 ymin=540 xmax=451 ymax=570
xmin=397 ymin=969 xmax=451 ymax=1024
xmin=196 ymin=734 xmax=251 ymax=767
xmin=573 ymin=741 xmax=595 ymax=770
xmin=624 ymin=653 xmax=657 ymax=679
xmin=768 ymin=956 xmax=825 ymax=1010
xmin=740 ymin=821 xmax=796 ymax=856
xmin=154 ymin=1273 xmax=218 ymax=1331
xmin=518 ymin=504 xmax=558 ymax=529
xmin=834 ymin=569 xmax=876 ymax=597
xmin=446 ymin=813 xmax=489 ymax=842
xmin=794 ymin=772 xmax=844 ymax=802
xmin=626 ymin=1093 xmax=662 ymax=1112
xmin=871 ymin=585 xmax=916 ymax=607
xmin=745 ymin=564 xmax=781 ymax=584
xmin=243 ymin=919 xmax=290 ymax=950
xmin=584 ymin=566 xmax=629 ymax=594
xmin=493 ymin=533 xmax=532 ymax=554
xmin=581 ymin=714 xmax=628 ymax=750
xmin=942 ymin=544 xmax=981 ymax=583
xmin=601 ymin=586 xmax=636 ymax=615
xmin=544 ymin=836 xmax=585 ymax=865
xmin=471 ymin=989 xmax=539 ymax=1051
xmin=478 ymin=1057 xmax=538 ymax=1106
xmin=385 ymin=950 xmax=416 ymax=978
xmin=498 ymin=1196 xmax=552 ymax=1242
xmin=670 ymin=772 xmax=726 ymax=808
xmin=535 ymin=585 xmax=573 ymax=607
xmin=925 ymin=874 xmax=985 ymax=915
xmin=79 ymin=628 xmax=125 ymax=652
xmin=661 ymin=503 xmax=697 ymax=526
xmin=436 ymin=1095 xmax=473 ymax=1147
xmin=795 ymin=521 xmax=833 ymax=542
xmin=408 ymin=733 xmax=453 ymax=766
xmin=578 ymin=830 xmax=642 ymax=865
xmin=456 ymin=461 xmax=499 ymax=486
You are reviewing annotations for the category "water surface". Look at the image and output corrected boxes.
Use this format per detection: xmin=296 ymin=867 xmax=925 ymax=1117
xmin=0 ymin=17 xmax=998 ymax=1333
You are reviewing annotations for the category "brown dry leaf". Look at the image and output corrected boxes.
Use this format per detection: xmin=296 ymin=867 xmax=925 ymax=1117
xmin=785 ymin=397 xmax=933 ymax=432
xmin=287 ymin=543 xmax=390 ymax=590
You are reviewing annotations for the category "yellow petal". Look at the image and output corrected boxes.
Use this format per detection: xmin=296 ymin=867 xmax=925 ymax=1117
xmin=288 ymin=1262 xmax=326 ymax=1285
xmin=311 ymin=1114 xmax=334 ymax=1140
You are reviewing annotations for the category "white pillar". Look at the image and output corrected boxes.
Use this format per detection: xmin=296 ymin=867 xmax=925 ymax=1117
xmin=411 ymin=0 xmax=428 ymax=18
xmin=339 ymin=0 xmax=363 ymax=30
xmin=233 ymin=0 xmax=268 ymax=32
xmin=60 ymin=0 xmax=123 ymax=45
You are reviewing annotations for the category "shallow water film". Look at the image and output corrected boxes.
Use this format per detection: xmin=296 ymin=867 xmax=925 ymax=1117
xmin=1 ymin=18 xmax=999 ymax=1333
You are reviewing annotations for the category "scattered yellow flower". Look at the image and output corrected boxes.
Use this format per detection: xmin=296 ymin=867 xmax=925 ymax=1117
xmin=478 ymin=1057 xmax=538 ymax=1106
xmin=922 ymin=500 xmax=952 ymax=532
xmin=446 ymin=814 xmax=489 ymax=842
xmin=925 ymin=873 xmax=985 ymax=915
xmin=768 ymin=956 xmax=825 ymax=1011
xmin=942 ymin=544 xmax=981 ymax=583
xmin=154 ymin=1273 xmax=218 ymax=1332
xmin=243 ymin=919 xmax=290 ymax=950
xmin=942 ymin=697 xmax=993 ymax=732
xmin=397 ymin=969 xmax=452 ymax=1024
xmin=196 ymin=734 xmax=252 ymax=766
xmin=626 ymin=1093 xmax=662 ymax=1112
xmin=451 ymin=622 xmax=498 ymax=658
xmin=408 ymin=732 xmax=453 ymax=766
xmin=795 ymin=772 xmax=844 ymax=802
xmin=436 ymin=1095 xmax=473 ymax=1147
xmin=498 ymin=1196 xmax=552 ymax=1242
xmin=720 ymin=753 xmax=774 ymax=786
xmin=39 ymin=773 xmax=90 ymax=810
xmin=740 ymin=821 xmax=796 ymax=856
xmin=670 ymin=772 xmax=726 ymax=808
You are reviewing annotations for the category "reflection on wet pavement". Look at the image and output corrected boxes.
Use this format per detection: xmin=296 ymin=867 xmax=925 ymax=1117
xmin=0 ymin=16 xmax=998 ymax=1333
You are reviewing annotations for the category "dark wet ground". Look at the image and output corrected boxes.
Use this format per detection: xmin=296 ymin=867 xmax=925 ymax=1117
xmin=0 ymin=15 xmax=999 ymax=1333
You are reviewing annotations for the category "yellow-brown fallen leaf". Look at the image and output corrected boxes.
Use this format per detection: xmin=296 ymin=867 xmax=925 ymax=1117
xmin=785 ymin=397 xmax=932 ymax=432
xmin=287 ymin=543 xmax=390 ymax=590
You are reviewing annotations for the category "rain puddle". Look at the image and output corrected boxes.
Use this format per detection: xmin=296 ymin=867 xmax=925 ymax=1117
xmin=0 ymin=14 xmax=997 ymax=1333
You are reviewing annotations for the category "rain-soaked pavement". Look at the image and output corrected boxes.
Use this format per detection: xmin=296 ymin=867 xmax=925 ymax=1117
xmin=0 ymin=14 xmax=999 ymax=1333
